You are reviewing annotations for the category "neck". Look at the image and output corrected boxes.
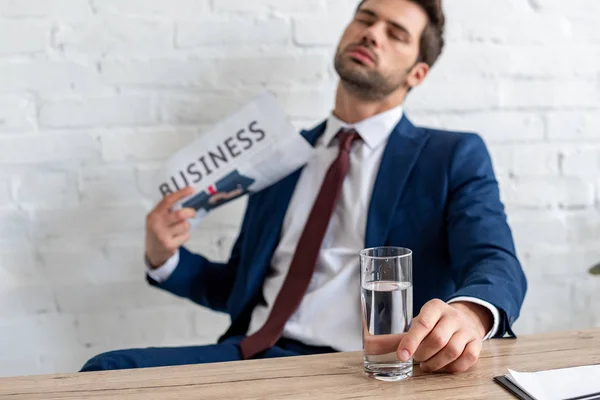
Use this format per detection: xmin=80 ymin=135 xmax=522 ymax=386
xmin=332 ymin=83 xmax=406 ymax=124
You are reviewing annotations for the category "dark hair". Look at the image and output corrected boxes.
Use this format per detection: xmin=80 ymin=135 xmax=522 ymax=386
xmin=356 ymin=0 xmax=445 ymax=68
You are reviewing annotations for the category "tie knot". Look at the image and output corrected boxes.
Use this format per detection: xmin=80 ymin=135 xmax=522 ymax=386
xmin=337 ymin=128 xmax=360 ymax=152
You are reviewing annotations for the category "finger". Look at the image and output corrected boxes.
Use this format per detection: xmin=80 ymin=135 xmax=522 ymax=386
xmin=397 ymin=299 xmax=445 ymax=362
xmin=420 ymin=331 xmax=473 ymax=373
xmin=168 ymin=221 xmax=191 ymax=238
xmin=413 ymin=315 xmax=459 ymax=363
xmin=165 ymin=208 xmax=196 ymax=226
xmin=363 ymin=333 xmax=405 ymax=356
xmin=442 ymin=338 xmax=482 ymax=374
xmin=170 ymin=232 xmax=190 ymax=248
xmin=157 ymin=187 xmax=195 ymax=213
xmin=158 ymin=231 xmax=190 ymax=253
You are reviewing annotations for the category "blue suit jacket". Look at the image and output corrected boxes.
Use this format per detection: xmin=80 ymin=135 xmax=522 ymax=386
xmin=149 ymin=115 xmax=528 ymax=342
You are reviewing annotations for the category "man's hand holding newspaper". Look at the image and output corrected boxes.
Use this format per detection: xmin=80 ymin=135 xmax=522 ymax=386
xmin=144 ymin=91 xmax=315 ymax=266
xmin=145 ymin=187 xmax=195 ymax=268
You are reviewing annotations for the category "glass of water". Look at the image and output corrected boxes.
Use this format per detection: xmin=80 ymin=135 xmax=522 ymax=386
xmin=360 ymin=247 xmax=413 ymax=381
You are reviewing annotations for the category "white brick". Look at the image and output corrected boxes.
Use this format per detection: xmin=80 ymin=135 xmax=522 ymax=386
xmin=503 ymin=178 xmax=594 ymax=208
xmin=177 ymin=17 xmax=290 ymax=48
xmin=0 ymin=21 xmax=48 ymax=55
xmin=192 ymin=307 xmax=230 ymax=340
xmin=0 ymin=174 xmax=11 ymax=206
xmin=293 ymin=16 xmax=347 ymax=46
xmin=521 ymin=247 xmax=600 ymax=277
xmin=0 ymin=61 xmax=100 ymax=92
xmin=507 ymin=46 xmax=600 ymax=79
xmin=214 ymin=0 xmax=325 ymax=13
xmin=0 ymin=0 xmax=92 ymax=18
xmin=513 ymin=146 xmax=561 ymax=177
xmin=0 ymin=133 xmax=100 ymax=164
xmin=508 ymin=210 xmax=568 ymax=250
xmin=416 ymin=111 xmax=545 ymax=143
xmin=80 ymin=166 xmax=142 ymax=204
xmin=0 ymin=315 xmax=80 ymax=377
xmin=136 ymin=165 xmax=162 ymax=200
xmin=54 ymin=281 xmax=182 ymax=313
xmin=32 ymin=205 xmax=146 ymax=238
xmin=500 ymin=80 xmax=599 ymax=109
xmin=534 ymin=309 xmax=590 ymax=333
xmin=572 ymin=17 xmax=600 ymax=44
xmin=488 ymin=148 xmax=513 ymax=178
xmin=530 ymin=0 xmax=600 ymax=18
xmin=159 ymin=93 xmax=251 ymax=124
xmin=103 ymin=55 xmax=328 ymax=87
xmin=184 ymin=227 xmax=241 ymax=262
xmin=272 ymin=87 xmax=335 ymax=119
xmin=0 ymin=210 xmax=29 ymax=244
xmin=55 ymin=18 xmax=174 ymax=56
xmin=444 ymin=0 xmax=532 ymax=18
xmin=40 ymin=96 xmax=157 ymax=128
xmin=38 ymin=247 xmax=134 ymax=286
xmin=521 ymin=278 xmax=570 ymax=312
xmin=448 ymin=13 xmax=571 ymax=45
xmin=406 ymin=76 xmax=500 ymax=111
xmin=433 ymin=43 xmax=511 ymax=79
xmin=0 ymin=251 xmax=44 ymax=290
xmin=102 ymin=245 xmax=146 ymax=282
xmin=101 ymin=58 xmax=217 ymax=88
xmin=489 ymin=144 xmax=560 ymax=177
xmin=0 ymin=287 xmax=56 ymax=318
xmin=39 ymin=347 xmax=98 ymax=375
xmin=14 ymin=170 xmax=79 ymax=208
xmin=546 ymin=112 xmax=600 ymax=140
xmin=76 ymin=307 xmax=195 ymax=348
xmin=0 ymin=95 xmax=36 ymax=132
xmin=564 ymin=212 xmax=600 ymax=247
xmin=101 ymin=128 xmax=195 ymax=162
xmin=214 ymin=55 xmax=328 ymax=85
xmin=561 ymin=148 xmax=600 ymax=177
xmin=572 ymin=278 xmax=600 ymax=323
xmin=92 ymin=0 xmax=210 ymax=18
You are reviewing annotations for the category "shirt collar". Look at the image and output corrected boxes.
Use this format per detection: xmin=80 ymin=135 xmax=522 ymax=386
xmin=321 ymin=104 xmax=404 ymax=150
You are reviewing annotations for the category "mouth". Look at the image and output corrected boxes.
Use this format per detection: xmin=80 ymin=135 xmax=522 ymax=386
xmin=347 ymin=46 xmax=376 ymax=66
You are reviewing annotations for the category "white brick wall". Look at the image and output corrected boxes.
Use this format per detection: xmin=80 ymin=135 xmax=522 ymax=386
xmin=0 ymin=0 xmax=599 ymax=377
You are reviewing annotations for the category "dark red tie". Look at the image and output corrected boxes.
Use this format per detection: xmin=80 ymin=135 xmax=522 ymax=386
xmin=239 ymin=128 xmax=361 ymax=359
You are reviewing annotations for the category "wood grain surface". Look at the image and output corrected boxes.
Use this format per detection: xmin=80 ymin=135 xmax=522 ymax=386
xmin=1 ymin=328 xmax=599 ymax=399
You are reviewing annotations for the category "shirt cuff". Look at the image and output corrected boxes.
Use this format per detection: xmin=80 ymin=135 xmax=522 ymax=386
xmin=145 ymin=250 xmax=180 ymax=283
xmin=447 ymin=296 xmax=500 ymax=341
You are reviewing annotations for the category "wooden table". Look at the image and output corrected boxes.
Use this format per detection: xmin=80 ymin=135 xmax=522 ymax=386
xmin=2 ymin=328 xmax=599 ymax=399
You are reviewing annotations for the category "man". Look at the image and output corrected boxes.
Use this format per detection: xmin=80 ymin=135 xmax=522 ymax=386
xmin=82 ymin=0 xmax=527 ymax=374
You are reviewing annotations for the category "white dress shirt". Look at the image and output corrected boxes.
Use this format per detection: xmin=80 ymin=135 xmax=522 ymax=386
xmin=148 ymin=105 xmax=499 ymax=351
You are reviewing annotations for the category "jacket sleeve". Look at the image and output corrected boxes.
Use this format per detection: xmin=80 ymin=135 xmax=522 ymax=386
xmin=146 ymin=200 xmax=251 ymax=314
xmin=444 ymin=133 xmax=527 ymax=337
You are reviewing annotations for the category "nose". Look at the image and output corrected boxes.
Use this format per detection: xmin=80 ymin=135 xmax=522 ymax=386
xmin=361 ymin=21 xmax=384 ymax=48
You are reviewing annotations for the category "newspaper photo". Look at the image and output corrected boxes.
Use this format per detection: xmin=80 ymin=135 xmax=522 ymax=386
xmin=148 ymin=91 xmax=316 ymax=226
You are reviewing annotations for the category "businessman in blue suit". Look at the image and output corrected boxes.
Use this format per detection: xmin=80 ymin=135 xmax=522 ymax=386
xmin=82 ymin=0 xmax=527 ymax=374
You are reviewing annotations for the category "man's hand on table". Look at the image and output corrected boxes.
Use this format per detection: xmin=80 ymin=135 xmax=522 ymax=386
xmin=397 ymin=299 xmax=493 ymax=374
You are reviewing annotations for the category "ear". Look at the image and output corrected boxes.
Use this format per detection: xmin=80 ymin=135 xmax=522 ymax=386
xmin=406 ymin=62 xmax=429 ymax=89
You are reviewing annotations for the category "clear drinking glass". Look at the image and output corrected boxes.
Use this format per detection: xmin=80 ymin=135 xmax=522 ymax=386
xmin=360 ymin=247 xmax=413 ymax=381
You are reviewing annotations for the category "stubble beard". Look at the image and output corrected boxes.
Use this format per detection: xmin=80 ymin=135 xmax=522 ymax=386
xmin=334 ymin=49 xmax=408 ymax=102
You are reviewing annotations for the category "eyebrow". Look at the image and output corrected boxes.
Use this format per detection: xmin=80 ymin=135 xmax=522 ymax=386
xmin=357 ymin=8 xmax=412 ymax=38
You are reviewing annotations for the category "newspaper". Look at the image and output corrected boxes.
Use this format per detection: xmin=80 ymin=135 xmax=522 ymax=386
xmin=148 ymin=91 xmax=315 ymax=226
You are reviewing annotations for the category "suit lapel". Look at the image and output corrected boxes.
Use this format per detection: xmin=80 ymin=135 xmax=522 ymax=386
xmin=365 ymin=116 xmax=432 ymax=248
